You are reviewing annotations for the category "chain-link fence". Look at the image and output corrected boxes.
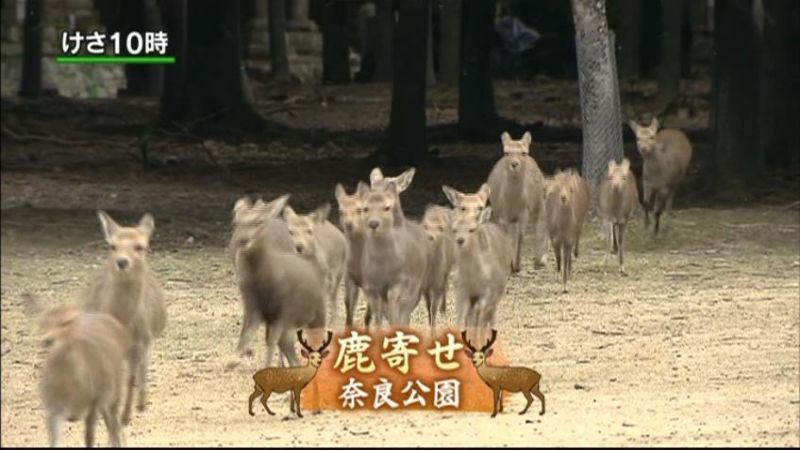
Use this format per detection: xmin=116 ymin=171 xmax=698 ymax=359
xmin=572 ymin=0 xmax=624 ymax=210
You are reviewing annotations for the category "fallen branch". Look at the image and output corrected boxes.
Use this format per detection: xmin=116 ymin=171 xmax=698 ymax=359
xmin=1 ymin=123 xmax=132 ymax=149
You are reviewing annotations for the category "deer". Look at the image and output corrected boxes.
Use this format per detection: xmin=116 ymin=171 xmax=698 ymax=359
xmin=283 ymin=203 xmax=349 ymax=326
xmin=24 ymin=294 xmax=130 ymax=447
xmin=369 ymin=167 xmax=416 ymax=193
xmin=442 ymin=183 xmax=491 ymax=220
xmin=248 ymin=330 xmax=333 ymax=418
xmin=421 ymin=204 xmax=456 ymax=327
xmin=451 ymin=206 xmax=513 ymax=332
xmin=629 ymin=117 xmax=693 ymax=235
xmin=359 ymin=180 xmax=431 ymax=326
xmin=598 ymin=158 xmax=640 ymax=274
xmin=82 ymin=211 xmax=166 ymax=425
xmin=335 ymin=182 xmax=370 ymax=327
xmin=488 ymin=132 xmax=548 ymax=273
xmin=544 ymin=169 xmax=590 ymax=293
xmin=462 ymin=329 xmax=545 ymax=418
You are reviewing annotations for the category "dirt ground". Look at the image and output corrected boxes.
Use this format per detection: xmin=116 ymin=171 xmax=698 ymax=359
xmin=1 ymin=81 xmax=799 ymax=446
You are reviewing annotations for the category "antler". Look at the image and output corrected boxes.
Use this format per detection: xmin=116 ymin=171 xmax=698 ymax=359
xmin=318 ymin=331 xmax=333 ymax=352
xmin=480 ymin=329 xmax=498 ymax=353
xmin=296 ymin=329 xmax=315 ymax=353
xmin=461 ymin=330 xmax=476 ymax=352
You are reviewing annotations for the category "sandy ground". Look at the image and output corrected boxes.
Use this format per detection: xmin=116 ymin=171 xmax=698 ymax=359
xmin=1 ymin=173 xmax=798 ymax=446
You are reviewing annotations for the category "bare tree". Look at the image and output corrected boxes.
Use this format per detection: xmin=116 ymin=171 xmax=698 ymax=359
xmin=438 ymin=0 xmax=461 ymax=85
xmin=373 ymin=0 xmax=394 ymax=82
xmin=458 ymin=0 xmax=497 ymax=139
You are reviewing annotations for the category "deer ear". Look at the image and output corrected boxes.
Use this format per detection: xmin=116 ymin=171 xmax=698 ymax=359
xmin=649 ymin=116 xmax=659 ymax=132
xmin=442 ymin=185 xmax=462 ymax=207
xmin=628 ymin=120 xmax=640 ymax=133
xmin=233 ymin=197 xmax=252 ymax=217
xmin=608 ymin=159 xmax=616 ymax=174
xmin=320 ymin=350 xmax=330 ymax=359
xmin=138 ymin=213 xmax=155 ymax=239
xmin=369 ymin=167 xmax=384 ymax=186
xmin=301 ymin=349 xmax=309 ymax=359
xmin=282 ymin=205 xmax=296 ymax=220
xmin=265 ymin=194 xmax=290 ymax=219
xmin=485 ymin=348 xmax=494 ymax=358
xmin=521 ymin=131 xmax=532 ymax=151
xmin=478 ymin=206 xmax=492 ymax=224
xmin=312 ymin=203 xmax=331 ymax=223
xmin=500 ymin=131 xmax=511 ymax=147
xmin=334 ymin=184 xmax=347 ymax=203
xmin=478 ymin=183 xmax=491 ymax=203
xmin=621 ymin=158 xmax=630 ymax=172
xmin=97 ymin=211 xmax=120 ymax=244
xmin=395 ymin=168 xmax=416 ymax=192
xmin=356 ymin=181 xmax=370 ymax=198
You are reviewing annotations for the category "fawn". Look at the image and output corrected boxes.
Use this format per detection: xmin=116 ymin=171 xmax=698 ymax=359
xmin=598 ymin=158 xmax=639 ymax=274
xmin=544 ymin=169 xmax=590 ymax=293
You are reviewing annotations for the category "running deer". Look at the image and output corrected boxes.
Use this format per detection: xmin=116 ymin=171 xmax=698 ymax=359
xmin=451 ymin=207 xmax=513 ymax=330
xmin=544 ymin=169 xmax=590 ymax=293
xmin=82 ymin=211 xmax=166 ymax=425
xmin=629 ymin=117 xmax=693 ymax=235
xmin=235 ymin=195 xmax=327 ymax=369
xmin=360 ymin=181 xmax=431 ymax=326
xmin=334 ymin=183 xmax=368 ymax=327
xmin=442 ymin=183 xmax=491 ymax=220
xmin=248 ymin=330 xmax=332 ymax=418
xmin=488 ymin=132 xmax=547 ymax=272
xmin=24 ymin=294 xmax=130 ymax=447
xmin=598 ymin=158 xmax=639 ymax=274
xmin=462 ymin=330 xmax=545 ymax=418
xmin=283 ymin=203 xmax=348 ymax=326
xmin=421 ymin=205 xmax=456 ymax=326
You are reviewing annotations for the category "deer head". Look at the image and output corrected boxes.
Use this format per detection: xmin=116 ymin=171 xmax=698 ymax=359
xmin=297 ymin=330 xmax=333 ymax=368
xmin=461 ymin=329 xmax=497 ymax=367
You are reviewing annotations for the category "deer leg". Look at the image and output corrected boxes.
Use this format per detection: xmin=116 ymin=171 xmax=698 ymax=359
xmin=101 ymin=405 xmax=121 ymax=447
xmin=491 ymin=389 xmax=500 ymax=418
xmin=498 ymin=391 xmax=504 ymax=413
xmin=513 ymin=221 xmax=523 ymax=273
xmin=265 ymin=322 xmax=285 ymax=368
xmin=424 ymin=291 xmax=433 ymax=327
xmin=46 ymin=411 xmax=63 ymax=447
xmin=439 ymin=275 xmax=448 ymax=313
xmin=248 ymin=384 xmax=263 ymax=416
xmin=643 ymin=187 xmax=655 ymax=230
xmin=574 ymin=233 xmax=580 ymax=258
xmin=84 ymin=405 xmax=97 ymax=447
xmin=278 ymin=332 xmax=299 ymax=414
xmin=236 ymin=302 xmax=260 ymax=358
xmin=554 ymin=243 xmax=562 ymax=274
xmin=136 ymin=348 xmax=150 ymax=412
xmin=294 ymin=388 xmax=304 ymax=418
xmin=261 ymin=391 xmax=275 ymax=415
xmin=344 ymin=276 xmax=359 ymax=327
xmin=532 ymin=210 xmax=548 ymax=269
xmin=617 ymin=223 xmax=627 ymax=275
xmin=520 ymin=390 xmax=534 ymax=415
xmin=654 ymin=194 xmax=664 ymax=235
xmin=665 ymin=191 xmax=676 ymax=218
xmin=561 ymin=246 xmax=569 ymax=293
xmin=532 ymin=382 xmax=546 ymax=415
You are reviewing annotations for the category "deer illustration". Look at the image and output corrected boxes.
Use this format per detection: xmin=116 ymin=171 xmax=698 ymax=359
xmin=462 ymin=329 xmax=545 ymax=418
xmin=248 ymin=330 xmax=333 ymax=418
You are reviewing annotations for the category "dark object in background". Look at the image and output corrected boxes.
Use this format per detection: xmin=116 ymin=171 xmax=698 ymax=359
xmin=321 ymin=0 xmax=351 ymax=85
xmin=491 ymin=16 xmax=541 ymax=78
xmin=20 ymin=0 xmax=43 ymax=98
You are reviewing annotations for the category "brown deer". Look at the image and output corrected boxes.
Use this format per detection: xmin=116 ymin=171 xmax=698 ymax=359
xmin=24 ymin=294 xmax=130 ymax=447
xmin=462 ymin=329 xmax=545 ymax=418
xmin=248 ymin=330 xmax=333 ymax=418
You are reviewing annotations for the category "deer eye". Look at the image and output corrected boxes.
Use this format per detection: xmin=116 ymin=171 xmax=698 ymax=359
xmin=383 ymin=206 xmax=391 ymax=212
xmin=134 ymin=244 xmax=144 ymax=252
xmin=439 ymin=226 xmax=445 ymax=232
xmin=363 ymin=207 xmax=369 ymax=213
xmin=469 ymin=228 xmax=476 ymax=234
xmin=461 ymin=206 xmax=467 ymax=211
xmin=307 ymin=229 xmax=313 ymax=235
xmin=110 ymin=244 xmax=117 ymax=251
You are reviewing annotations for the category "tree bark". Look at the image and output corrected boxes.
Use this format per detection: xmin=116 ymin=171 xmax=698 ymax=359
xmin=385 ymin=0 xmax=429 ymax=165
xmin=658 ymin=0 xmax=685 ymax=103
xmin=268 ymin=0 xmax=291 ymax=81
xmin=609 ymin=0 xmax=642 ymax=80
xmin=321 ymin=0 xmax=350 ymax=84
xmin=711 ymin=0 xmax=760 ymax=194
xmin=439 ymin=0 xmax=461 ymax=85
xmin=19 ymin=0 xmax=42 ymax=99
xmin=158 ymin=0 xmax=264 ymax=130
xmin=458 ymin=0 xmax=498 ymax=139
xmin=373 ymin=0 xmax=394 ymax=82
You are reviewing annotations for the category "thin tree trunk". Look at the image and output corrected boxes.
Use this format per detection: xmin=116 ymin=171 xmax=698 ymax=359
xmin=268 ymin=0 xmax=290 ymax=81
xmin=321 ymin=0 xmax=350 ymax=84
xmin=20 ymin=0 xmax=42 ymax=98
xmin=458 ymin=0 xmax=497 ymax=139
xmin=439 ymin=0 xmax=461 ymax=85
xmin=658 ymin=0 xmax=684 ymax=103
xmin=711 ymin=0 xmax=760 ymax=195
xmin=386 ymin=0 xmax=428 ymax=165
xmin=159 ymin=0 xmax=187 ymax=124
xmin=373 ymin=0 xmax=394 ymax=82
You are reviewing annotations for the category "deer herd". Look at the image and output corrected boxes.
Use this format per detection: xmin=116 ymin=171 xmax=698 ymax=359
xmin=21 ymin=118 xmax=691 ymax=446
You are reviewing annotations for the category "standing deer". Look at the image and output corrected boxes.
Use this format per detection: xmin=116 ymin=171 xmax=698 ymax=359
xmin=334 ymin=183 xmax=369 ymax=327
xmin=248 ymin=330 xmax=333 ymax=418
xmin=283 ymin=203 xmax=348 ymax=326
xmin=24 ymin=294 xmax=130 ymax=447
xmin=598 ymin=158 xmax=639 ymax=274
xmin=442 ymin=183 xmax=491 ymax=220
xmin=488 ymin=132 xmax=547 ymax=273
xmin=82 ymin=211 xmax=166 ymax=425
xmin=462 ymin=330 xmax=545 ymax=418
xmin=544 ymin=169 xmax=590 ymax=293
xmin=629 ymin=117 xmax=693 ymax=235
xmin=421 ymin=205 xmax=456 ymax=326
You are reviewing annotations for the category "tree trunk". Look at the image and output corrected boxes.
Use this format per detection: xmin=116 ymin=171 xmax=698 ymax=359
xmin=19 ymin=0 xmax=42 ymax=99
xmin=159 ymin=0 xmax=264 ymax=131
xmin=159 ymin=0 xmax=187 ymax=125
xmin=425 ymin=0 xmax=436 ymax=86
xmin=385 ymin=0 xmax=429 ymax=166
xmin=658 ymin=0 xmax=685 ymax=103
xmin=373 ymin=0 xmax=394 ymax=82
xmin=268 ymin=0 xmax=290 ymax=81
xmin=458 ymin=0 xmax=498 ymax=139
xmin=321 ymin=0 xmax=350 ymax=84
xmin=756 ymin=0 xmax=800 ymax=168
xmin=439 ymin=0 xmax=461 ymax=85
xmin=609 ymin=0 xmax=642 ymax=80
xmin=639 ymin=0 xmax=661 ymax=78
xmin=711 ymin=0 xmax=760 ymax=195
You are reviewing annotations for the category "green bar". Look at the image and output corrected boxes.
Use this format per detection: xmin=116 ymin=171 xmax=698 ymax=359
xmin=56 ymin=56 xmax=176 ymax=64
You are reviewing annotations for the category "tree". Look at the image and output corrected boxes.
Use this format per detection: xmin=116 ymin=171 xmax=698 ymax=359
xmin=458 ymin=0 xmax=498 ymax=139
xmin=710 ymin=0 xmax=760 ymax=194
xmin=373 ymin=0 xmax=394 ymax=82
xmin=321 ymin=0 xmax=350 ymax=84
xmin=158 ymin=0 xmax=263 ymax=130
xmin=268 ymin=0 xmax=291 ymax=82
xmin=658 ymin=0 xmax=686 ymax=104
xmin=385 ymin=0 xmax=429 ymax=165
xmin=608 ymin=0 xmax=642 ymax=80
xmin=438 ymin=0 xmax=461 ymax=85
xmin=19 ymin=0 xmax=42 ymax=99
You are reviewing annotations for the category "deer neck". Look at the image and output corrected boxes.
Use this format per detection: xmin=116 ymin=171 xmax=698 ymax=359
xmin=108 ymin=267 xmax=145 ymax=322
